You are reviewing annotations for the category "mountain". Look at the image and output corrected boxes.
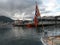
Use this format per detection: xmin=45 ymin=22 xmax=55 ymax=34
xmin=0 ymin=16 xmax=14 ymax=23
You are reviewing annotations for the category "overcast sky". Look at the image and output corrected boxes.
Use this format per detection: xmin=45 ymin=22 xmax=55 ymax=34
xmin=0 ymin=0 xmax=60 ymax=20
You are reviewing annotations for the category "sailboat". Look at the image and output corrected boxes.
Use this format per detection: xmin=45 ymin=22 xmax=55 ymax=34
xmin=41 ymin=30 xmax=60 ymax=45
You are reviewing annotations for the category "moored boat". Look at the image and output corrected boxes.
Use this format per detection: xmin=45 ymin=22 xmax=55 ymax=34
xmin=41 ymin=30 xmax=60 ymax=45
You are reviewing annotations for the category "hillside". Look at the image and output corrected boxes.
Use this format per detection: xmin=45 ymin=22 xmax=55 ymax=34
xmin=0 ymin=16 xmax=14 ymax=23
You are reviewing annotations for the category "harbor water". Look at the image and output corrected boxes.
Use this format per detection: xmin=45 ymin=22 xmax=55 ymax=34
xmin=0 ymin=25 xmax=60 ymax=45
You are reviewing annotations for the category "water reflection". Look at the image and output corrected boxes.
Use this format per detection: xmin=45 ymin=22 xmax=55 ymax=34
xmin=11 ymin=27 xmax=42 ymax=39
xmin=0 ymin=25 xmax=60 ymax=45
xmin=0 ymin=26 xmax=43 ymax=45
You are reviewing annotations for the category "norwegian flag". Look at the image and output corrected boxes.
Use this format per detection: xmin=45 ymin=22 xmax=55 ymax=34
xmin=35 ymin=2 xmax=40 ymax=17
xmin=34 ymin=2 xmax=40 ymax=27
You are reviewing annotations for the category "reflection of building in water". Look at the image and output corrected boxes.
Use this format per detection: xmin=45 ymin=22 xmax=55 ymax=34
xmin=11 ymin=27 xmax=42 ymax=40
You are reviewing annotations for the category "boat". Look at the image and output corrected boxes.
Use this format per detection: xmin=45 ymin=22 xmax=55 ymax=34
xmin=41 ymin=30 xmax=60 ymax=45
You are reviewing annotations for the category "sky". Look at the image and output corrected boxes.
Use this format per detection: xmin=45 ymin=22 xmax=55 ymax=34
xmin=0 ymin=0 xmax=60 ymax=20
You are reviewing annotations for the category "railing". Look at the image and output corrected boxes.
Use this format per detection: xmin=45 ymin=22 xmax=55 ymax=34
xmin=46 ymin=31 xmax=60 ymax=37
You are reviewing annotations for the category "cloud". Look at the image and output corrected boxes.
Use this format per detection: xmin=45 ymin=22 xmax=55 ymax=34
xmin=40 ymin=0 xmax=60 ymax=16
xmin=0 ymin=0 xmax=60 ymax=20
xmin=0 ymin=0 xmax=42 ymax=20
xmin=42 ymin=0 xmax=56 ymax=11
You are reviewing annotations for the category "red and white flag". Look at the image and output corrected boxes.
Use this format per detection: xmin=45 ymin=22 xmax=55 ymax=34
xmin=34 ymin=2 xmax=40 ymax=27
